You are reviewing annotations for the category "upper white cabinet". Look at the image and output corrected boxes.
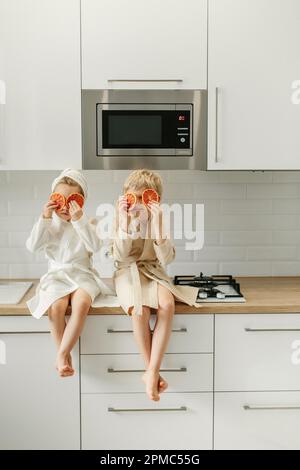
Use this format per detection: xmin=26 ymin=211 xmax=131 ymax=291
xmin=81 ymin=0 xmax=207 ymax=89
xmin=0 ymin=0 xmax=82 ymax=170
xmin=208 ymin=0 xmax=300 ymax=170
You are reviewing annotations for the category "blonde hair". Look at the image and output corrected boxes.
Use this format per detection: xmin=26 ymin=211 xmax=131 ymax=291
xmin=55 ymin=176 xmax=84 ymax=196
xmin=123 ymin=169 xmax=163 ymax=197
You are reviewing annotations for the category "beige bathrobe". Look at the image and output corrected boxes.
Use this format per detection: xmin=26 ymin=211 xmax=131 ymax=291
xmin=109 ymin=221 xmax=201 ymax=316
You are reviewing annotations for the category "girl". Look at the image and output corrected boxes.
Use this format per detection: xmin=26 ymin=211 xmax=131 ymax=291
xmin=109 ymin=169 xmax=200 ymax=401
xmin=26 ymin=169 xmax=112 ymax=377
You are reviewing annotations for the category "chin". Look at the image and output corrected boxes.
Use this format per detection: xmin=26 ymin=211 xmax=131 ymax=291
xmin=58 ymin=213 xmax=71 ymax=222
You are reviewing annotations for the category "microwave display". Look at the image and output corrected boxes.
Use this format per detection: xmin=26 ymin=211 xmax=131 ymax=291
xmin=97 ymin=104 xmax=192 ymax=156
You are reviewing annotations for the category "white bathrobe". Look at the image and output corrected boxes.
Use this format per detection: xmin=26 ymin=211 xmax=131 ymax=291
xmin=26 ymin=212 xmax=112 ymax=319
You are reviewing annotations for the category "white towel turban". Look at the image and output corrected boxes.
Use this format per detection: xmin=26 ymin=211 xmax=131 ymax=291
xmin=51 ymin=169 xmax=88 ymax=199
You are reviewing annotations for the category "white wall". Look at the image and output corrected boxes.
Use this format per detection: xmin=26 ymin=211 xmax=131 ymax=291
xmin=1 ymin=170 xmax=300 ymax=279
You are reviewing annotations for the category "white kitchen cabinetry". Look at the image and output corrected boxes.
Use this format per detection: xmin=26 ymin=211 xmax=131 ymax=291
xmin=215 ymin=314 xmax=300 ymax=391
xmin=0 ymin=316 xmax=80 ymax=450
xmin=214 ymin=392 xmax=300 ymax=450
xmin=80 ymin=314 xmax=213 ymax=450
xmin=81 ymin=0 xmax=207 ymax=89
xmin=214 ymin=313 xmax=300 ymax=450
xmin=82 ymin=393 xmax=213 ymax=450
xmin=0 ymin=0 xmax=81 ymax=170
xmin=208 ymin=0 xmax=300 ymax=170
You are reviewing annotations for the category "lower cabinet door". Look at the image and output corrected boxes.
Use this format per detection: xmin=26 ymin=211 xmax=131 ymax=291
xmin=214 ymin=391 xmax=300 ymax=450
xmin=81 ymin=393 xmax=213 ymax=450
xmin=0 ymin=332 xmax=80 ymax=449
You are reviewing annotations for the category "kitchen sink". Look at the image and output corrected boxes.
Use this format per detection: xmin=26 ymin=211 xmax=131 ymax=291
xmin=0 ymin=281 xmax=33 ymax=304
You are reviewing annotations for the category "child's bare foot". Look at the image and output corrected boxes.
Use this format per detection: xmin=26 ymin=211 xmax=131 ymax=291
xmin=158 ymin=375 xmax=168 ymax=393
xmin=55 ymin=352 xmax=74 ymax=377
xmin=142 ymin=369 xmax=160 ymax=401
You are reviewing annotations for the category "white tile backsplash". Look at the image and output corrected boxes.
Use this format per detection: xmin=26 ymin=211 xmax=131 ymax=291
xmin=1 ymin=170 xmax=300 ymax=278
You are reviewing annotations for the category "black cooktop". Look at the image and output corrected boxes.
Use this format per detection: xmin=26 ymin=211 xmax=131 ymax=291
xmin=173 ymin=273 xmax=245 ymax=302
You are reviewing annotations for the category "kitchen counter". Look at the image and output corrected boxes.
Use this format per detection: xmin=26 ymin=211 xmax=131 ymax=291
xmin=1 ymin=277 xmax=300 ymax=315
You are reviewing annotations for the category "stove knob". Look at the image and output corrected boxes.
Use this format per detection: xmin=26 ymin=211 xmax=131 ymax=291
xmin=216 ymin=292 xmax=226 ymax=299
xmin=199 ymin=292 xmax=208 ymax=299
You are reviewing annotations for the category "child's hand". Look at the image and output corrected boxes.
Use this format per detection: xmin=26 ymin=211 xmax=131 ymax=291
xmin=43 ymin=200 xmax=58 ymax=219
xmin=148 ymin=201 xmax=164 ymax=241
xmin=69 ymin=200 xmax=83 ymax=221
xmin=118 ymin=195 xmax=130 ymax=232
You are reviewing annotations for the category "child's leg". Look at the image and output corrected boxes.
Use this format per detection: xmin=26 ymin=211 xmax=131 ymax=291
xmin=131 ymin=305 xmax=169 ymax=395
xmin=56 ymin=288 xmax=91 ymax=377
xmin=48 ymin=295 xmax=70 ymax=349
xmin=143 ymin=285 xmax=175 ymax=400
xmin=131 ymin=305 xmax=152 ymax=368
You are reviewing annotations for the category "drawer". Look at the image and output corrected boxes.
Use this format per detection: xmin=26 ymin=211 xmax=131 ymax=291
xmin=215 ymin=314 xmax=300 ymax=391
xmin=214 ymin=391 xmax=300 ymax=450
xmin=81 ymin=314 xmax=213 ymax=354
xmin=0 ymin=316 xmax=50 ymax=332
xmin=81 ymin=353 xmax=213 ymax=393
xmin=81 ymin=392 xmax=213 ymax=450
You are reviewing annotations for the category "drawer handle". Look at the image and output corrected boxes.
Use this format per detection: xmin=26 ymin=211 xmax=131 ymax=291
xmin=245 ymin=328 xmax=300 ymax=333
xmin=107 ymin=367 xmax=187 ymax=373
xmin=108 ymin=406 xmax=187 ymax=413
xmin=107 ymin=327 xmax=187 ymax=334
xmin=244 ymin=405 xmax=300 ymax=411
xmin=107 ymin=79 xmax=183 ymax=83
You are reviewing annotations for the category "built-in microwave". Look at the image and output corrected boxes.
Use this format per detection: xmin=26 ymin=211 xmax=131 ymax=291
xmin=82 ymin=90 xmax=207 ymax=170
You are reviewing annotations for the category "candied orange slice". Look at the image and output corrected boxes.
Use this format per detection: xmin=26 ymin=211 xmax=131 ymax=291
xmin=67 ymin=192 xmax=85 ymax=208
xmin=125 ymin=192 xmax=137 ymax=209
xmin=50 ymin=192 xmax=66 ymax=211
xmin=142 ymin=188 xmax=160 ymax=206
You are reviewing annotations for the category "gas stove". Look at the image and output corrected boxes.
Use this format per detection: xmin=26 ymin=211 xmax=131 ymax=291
xmin=173 ymin=273 xmax=246 ymax=303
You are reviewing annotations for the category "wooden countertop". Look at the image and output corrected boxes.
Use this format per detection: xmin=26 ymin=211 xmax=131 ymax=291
xmin=1 ymin=277 xmax=300 ymax=315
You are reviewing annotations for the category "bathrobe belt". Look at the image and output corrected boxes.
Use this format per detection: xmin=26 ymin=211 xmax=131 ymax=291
xmin=40 ymin=260 xmax=113 ymax=296
xmin=114 ymin=260 xmax=170 ymax=316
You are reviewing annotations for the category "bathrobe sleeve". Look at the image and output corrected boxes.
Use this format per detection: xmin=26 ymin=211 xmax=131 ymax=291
xmin=153 ymin=238 xmax=176 ymax=266
xmin=26 ymin=217 xmax=53 ymax=253
xmin=71 ymin=214 xmax=102 ymax=253
xmin=106 ymin=212 xmax=133 ymax=261
xmin=109 ymin=226 xmax=133 ymax=261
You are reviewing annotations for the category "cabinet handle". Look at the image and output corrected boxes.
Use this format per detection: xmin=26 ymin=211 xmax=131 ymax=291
xmin=215 ymin=87 xmax=220 ymax=163
xmin=107 ymin=79 xmax=183 ymax=83
xmin=244 ymin=405 xmax=300 ymax=411
xmin=245 ymin=328 xmax=300 ymax=332
xmin=107 ymin=367 xmax=187 ymax=373
xmin=108 ymin=406 xmax=187 ymax=413
xmin=107 ymin=327 xmax=187 ymax=334
xmin=0 ymin=80 xmax=6 ymax=162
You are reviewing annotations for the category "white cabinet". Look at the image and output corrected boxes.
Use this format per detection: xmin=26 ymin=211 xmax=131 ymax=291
xmin=215 ymin=314 xmax=300 ymax=391
xmin=82 ymin=393 xmax=213 ymax=450
xmin=214 ymin=392 xmax=300 ymax=450
xmin=81 ymin=314 xmax=213 ymax=354
xmin=80 ymin=314 xmax=214 ymax=450
xmin=0 ymin=0 xmax=81 ymax=170
xmin=208 ymin=0 xmax=300 ymax=170
xmin=0 ymin=316 xmax=80 ymax=449
xmin=81 ymin=353 xmax=213 ymax=393
xmin=81 ymin=0 xmax=207 ymax=89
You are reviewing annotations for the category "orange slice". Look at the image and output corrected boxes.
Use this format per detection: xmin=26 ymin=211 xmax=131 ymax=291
xmin=142 ymin=188 xmax=160 ymax=206
xmin=125 ymin=192 xmax=137 ymax=209
xmin=50 ymin=192 xmax=66 ymax=211
xmin=67 ymin=192 xmax=85 ymax=208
